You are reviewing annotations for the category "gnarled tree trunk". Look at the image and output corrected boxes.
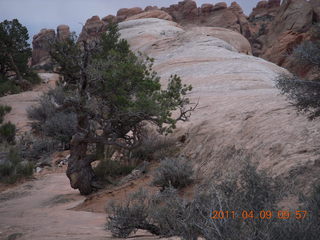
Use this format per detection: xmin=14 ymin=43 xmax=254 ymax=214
xmin=66 ymin=135 xmax=96 ymax=195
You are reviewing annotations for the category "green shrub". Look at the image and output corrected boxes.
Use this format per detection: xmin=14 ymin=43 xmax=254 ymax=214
xmin=107 ymin=189 xmax=159 ymax=238
xmin=0 ymin=148 xmax=34 ymax=183
xmin=0 ymin=105 xmax=11 ymax=123
xmin=16 ymin=161 xmax=34 ymax=177
xmin=27 ymin=88 xmax=76 ymax=145
xmin=107 ymin=158 xmax=289 ymax=240
xmin=0 ymin=162 xmax=15 ymax=177
xmin=0 ymin=77 xmax=20 ymax=96
xmin=129 ymin=133 xmax=177 ymax=161
xmin=275 ymin=73 xmax=320 ymax=119
xmin=0 ymin=122 xmax=16 ymax=144
xmin=152 ymin=157 xmax=193 ymax=190
xmin=42 ymin=112 xmax=77 ymax=144
xmin=21 ymin=137 xmax=59 ymax=161
xmin=24 ymin=71 xmax=41 ymax=85
xmin=94 ymin=158 xmax=136 ymax=183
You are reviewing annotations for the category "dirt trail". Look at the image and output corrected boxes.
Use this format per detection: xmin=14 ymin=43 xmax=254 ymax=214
xmin=0 ymin=172 xmax=172 ymax=240
xmin=0 ymin=173 xmax=108 ymax=240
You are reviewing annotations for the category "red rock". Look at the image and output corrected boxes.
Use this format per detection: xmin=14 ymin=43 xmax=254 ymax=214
xmin=78 ymin=16 xmax=107 ymax=42
xmin=116 ymin=7 xmax=143 ymax=21
xmin=162 ymin=0 xmax=198 ymax=22
xmin=213 ymin=2 xmax=228 ymax=11
xmin=267 ymin=0 xmax=281 ymax=8
xmin=57 ymin=25 xmax=70 ymax=41
xmin=101 ymin=15 xmax=117 ymax=23
xmin=229 ymin=1 xmax=243 ymax=14
xmin=145 ymin=6 xmax=158 ymax=11
xmin=126 ymin=10 xmax=173 ymax=22
xmin=32 ymin=29 xmax=56 ymax=66
xmin=201 ymin=4 xmax=214 ymax=14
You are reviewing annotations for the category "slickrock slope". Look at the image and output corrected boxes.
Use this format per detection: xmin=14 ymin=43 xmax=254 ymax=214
xmin=0 ymin=173 xmax=106 ymax=240
xmin=119 ymin=18 xmax=320 ymax=190
xmin=0 ymin=73 xmax=59 ymax=133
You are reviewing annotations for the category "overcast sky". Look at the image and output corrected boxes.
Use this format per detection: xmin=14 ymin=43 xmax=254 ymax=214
xmin=0 ymin=0 xmax=261 ymax=43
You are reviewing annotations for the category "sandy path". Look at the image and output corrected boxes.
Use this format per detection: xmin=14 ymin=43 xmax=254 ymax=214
xmin=0 ymin=173 xmax=108 ymax=240
xmin=0 ymin=73 xmax=59 ymax=133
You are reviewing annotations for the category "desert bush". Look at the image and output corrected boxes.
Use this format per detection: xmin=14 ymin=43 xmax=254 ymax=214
xmin=275 ymin=73 xmax=320 ymax=119
xmin=0 ymin=105 xmax=11 ymax=123
xmin=94 ymin=158 xmax=136 ymax=183
xmin=270 ymin=183 xmax=320 ymax=240
xmin=0 ymin=122 xmax=16 ymax=144
xmin=27 ymin=87 xmax=76 ymax=145
xmin=107 ymin=189 xmax=160 ymax=238
xmin=18 ymin=136 xmax=59 ymax=161
xmin=42 ymin=112 xmax=77 ymax=144
xmin=152 ymin=157 xmax=193 ymax=190
xmin=108 ymin=157 xmax=310 ymax=240
xmin=292 ymin=40 xmax=320 ymax=67
xmin=0 ymin=148 xmax=34 ymax=183
xmin=0 ymin=76 xmax=21 ymax=96
xmin=129 ymin=132 xmax=177 ymax=161
xmin=24 ymin=71 xmax=41 ymax=85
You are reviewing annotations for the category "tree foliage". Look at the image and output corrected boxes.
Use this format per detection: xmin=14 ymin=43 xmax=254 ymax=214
xmin=276 ymin=74 xmax=320 ymax=119
xmin=0 ymin=19 xmax=40 ymax=96
xmin=47 ymin=23 xmax=195 ymax=194
xmin=0 ymin=19 xmax=31 ymax=80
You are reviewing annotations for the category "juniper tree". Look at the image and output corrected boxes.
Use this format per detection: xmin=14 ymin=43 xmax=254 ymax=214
xmin=49 ymin=23 xmax=195 ymax=195
xmin=0 ymin=19 xmax=31 ymax=81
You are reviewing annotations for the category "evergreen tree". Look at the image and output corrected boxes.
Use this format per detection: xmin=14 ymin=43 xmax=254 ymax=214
xmin=49 ymin=23 xmax=195 ymax=195
xmin=0 ymin=19 xmax=31 ymax=81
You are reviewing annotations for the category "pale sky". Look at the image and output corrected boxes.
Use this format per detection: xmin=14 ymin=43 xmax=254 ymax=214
xmin=0 ymin=0 xmax=261 ymax=43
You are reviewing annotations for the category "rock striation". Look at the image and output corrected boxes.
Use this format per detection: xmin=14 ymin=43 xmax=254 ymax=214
xmin=118 ymin=18 xmax=320 ymax=191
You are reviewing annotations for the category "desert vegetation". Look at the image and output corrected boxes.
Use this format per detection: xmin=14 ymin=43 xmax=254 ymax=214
xmin=0 ymin=19 xmax=40 ymax=96
xmin=275 ymin=24 xmax=320 ymax=119
xmin=107 ymin=153 xmax=320 ymax=240
xmin=152 ymin=157 xmax=193 ymax=190
xmin=28 ymin=22 xmax=196 ymax=195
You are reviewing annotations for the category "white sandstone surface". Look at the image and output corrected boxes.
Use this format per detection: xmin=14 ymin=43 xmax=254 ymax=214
xmin=119 ymin=18 xmax=320 ymax=189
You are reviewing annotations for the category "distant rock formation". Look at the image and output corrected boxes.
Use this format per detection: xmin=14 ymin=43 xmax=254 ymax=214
xmin=160 ymin=0 xmax=250 ymax=38
xmin=57 ymin=25 xmax=70 ymax=41
xmin=31 ymin=0 xmax=320 ymax=79
xmin=32 ymin=26 xmax=70 ymax=67
xmin=31 ymin=29 xmax=56 ymax=66
xmin=116 ymin=7 xmax=143 ymax=22
xmin=248 ymin=0 xmax=319 ymax=79
xmin=126 ymin=10 xmax=173 ymax=22
xmin=78 ymin=16 xmax=107 ymax=42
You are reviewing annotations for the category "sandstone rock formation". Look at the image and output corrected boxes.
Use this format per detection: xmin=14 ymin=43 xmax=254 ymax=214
xmin=57 ymin=25 xmax=70 ymax=41
xmin=78 ymin=16 xmax=107 ymax=42
xmin=126 ymin=10 xmax=173 ymax=22
xmin=116 ymin=7 xmax=143 ymax=22
xmin=119 ymin=18 xmax=320 ymax=191
xmin=161 ymin=0 xmax=250 ymax=37
xmin=32 ymin=0 xmax=319 ymax=80
xmin=32 ymin=26 xmax=70 ymax=67
xmin=76 ymin=0 xmax=251 ymax=45
xmin=248 ymin=0 xmax=319 ymax=78
xmin=31 ymin=29 xmax=56 ymax=66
